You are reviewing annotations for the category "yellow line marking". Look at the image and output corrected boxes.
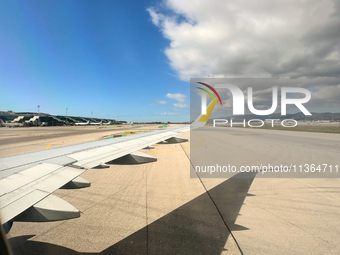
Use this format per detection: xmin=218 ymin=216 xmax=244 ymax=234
xmin=46 ymin=138 xmax=72 ymax=149
xmin=149 ymin=134 xmax=205 ymax=154
xmin=47 ymin=141 xmax=59 ymax=149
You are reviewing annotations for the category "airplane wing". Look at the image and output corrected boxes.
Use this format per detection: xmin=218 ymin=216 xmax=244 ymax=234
xmin=0 ymin=97 xmax=216 ymax=232
xmin=0 ymin=125 xmax=189 ymax=230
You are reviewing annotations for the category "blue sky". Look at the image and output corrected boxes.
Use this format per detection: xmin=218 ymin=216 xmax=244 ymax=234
xmin=0 ymin=0 xmax=190 ymax=122
xmin=1 ymin=1 xmax=339 ymax=122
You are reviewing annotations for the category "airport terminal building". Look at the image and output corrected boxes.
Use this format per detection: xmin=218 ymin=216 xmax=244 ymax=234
xmin=0 ymin=111 xmax=125 ymax=126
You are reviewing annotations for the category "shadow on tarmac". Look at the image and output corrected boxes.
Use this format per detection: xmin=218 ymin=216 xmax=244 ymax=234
xmin=8 ymin=172 xmax=256 ymax=255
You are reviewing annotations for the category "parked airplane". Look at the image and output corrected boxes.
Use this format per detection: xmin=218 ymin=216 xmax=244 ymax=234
xmin=123 ymin=121 xmax=133 ymax=125
xmin=0 ymin=98 xmax=217 ymax=233
xmin=102 ymin=121 xmax=112 ymax=125
xmin=75 ymin=120 xmax=90 ymax=126
xmin=0 ymin=119 xmax=23 ymax=127
xmin=90 ymin=120 xmax=103 ymax=125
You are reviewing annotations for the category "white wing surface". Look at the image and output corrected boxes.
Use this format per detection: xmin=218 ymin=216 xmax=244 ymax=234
xmin=0 ymin=126 xmax=189 ymax=229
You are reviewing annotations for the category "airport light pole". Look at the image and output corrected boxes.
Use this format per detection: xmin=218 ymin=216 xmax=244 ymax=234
xmin=66 ymin=108 xmax=68 ymax=125
xmin=37 ymin=105 xmax=41 ymax=126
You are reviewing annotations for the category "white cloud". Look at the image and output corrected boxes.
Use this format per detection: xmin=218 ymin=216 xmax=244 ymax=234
xmin=174 ymin=103 xmax=188 ymax=108
xmin=148 ymin=7 xmax=163 ymax=26
xmin=156 ymin=100 xmax=167 ymax=104
xmin=148 ymin=0 xmax=340 ymax=81
xmin=166 ymin=93 xmax=187 ymax=102
xmin=158 ymin=112 xmax=181 ymax=115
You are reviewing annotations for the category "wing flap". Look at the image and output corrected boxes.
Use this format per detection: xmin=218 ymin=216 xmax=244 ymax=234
xmin=0 ymin=163 xmax=62 ymax=195
xmin=0 ymin=163 xmax=84 ymax=223
xmin=0 ymin=189 xmax=48 ymax=223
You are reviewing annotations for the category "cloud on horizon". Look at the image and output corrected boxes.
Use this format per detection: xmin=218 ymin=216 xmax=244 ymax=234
xmin=156 ymin=100 xmax=167 ymax=105
xmin=155 ymin=112 xmax=181 ymax=115
xmin=166 ymin=92 xmax=189 ymax=108
xmin=174 ymin=102 xmax=188 ymax=108
xmin=166 ymin=92 xmax=186 ymax=102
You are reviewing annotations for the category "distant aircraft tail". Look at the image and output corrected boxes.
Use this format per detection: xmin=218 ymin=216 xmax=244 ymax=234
xmin=191 ymin=98 xmax=217 ymax=130
xmin=0 ymin=119 xmax=5 ymax=126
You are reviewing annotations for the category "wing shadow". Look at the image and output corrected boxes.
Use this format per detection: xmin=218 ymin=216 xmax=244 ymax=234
xmin=8 ymin=172 xmax=256 ymax=255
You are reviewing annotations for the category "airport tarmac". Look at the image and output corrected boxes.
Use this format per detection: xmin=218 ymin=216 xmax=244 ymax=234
xmin=0 ymin=125 xmax=161 ymax=157
xmin=1 ymin=125 xmax=340 ymax=254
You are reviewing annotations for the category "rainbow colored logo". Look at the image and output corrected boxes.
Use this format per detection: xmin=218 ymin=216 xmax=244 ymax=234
xmin=197 ymin=82 xmax=223 ymax=106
